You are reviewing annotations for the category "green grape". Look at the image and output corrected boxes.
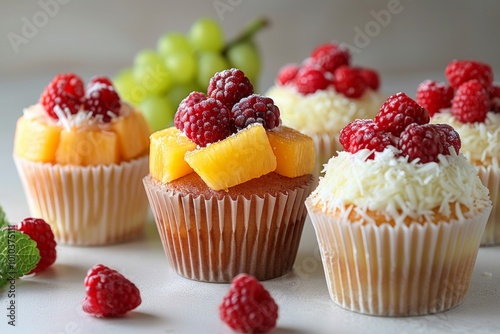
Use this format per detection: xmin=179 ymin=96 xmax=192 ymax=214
xmin=157 ymin=32 xmax=193 ymax=56
xmin=133 ymin=50 xmax=173 ymax=95
xmin=189 ymin=18 xmax=224 ymax=52
xmin=113 ymin=68 xmax=136 ymax=104
xmin=167 ymin=82 xmax=201 ymax=108
xmin=164 ymin=51 xmax=197 ymax=84
xmin=139 ymin=95 xmax=176 ymax=132
xmin=227 ymin=41 xmax=261 ymax=86
xmin=197 ymin=51 xmax=229 ymax=88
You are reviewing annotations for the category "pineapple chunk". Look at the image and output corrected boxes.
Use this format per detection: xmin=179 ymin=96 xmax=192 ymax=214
xmin=55 ymin=128 xmax=119 ymax=166
xmin=14 ymin=116 xmax=61 ymax=163
xmin=149 ymin=127 xmax=196 ymax=183
xmin=184 ymin=124 xmax=277 ymax=191
xmin=112 ymin=110 xmax=151 ymax=161
xmin=267 ymin=126 xmax=315 ymax=178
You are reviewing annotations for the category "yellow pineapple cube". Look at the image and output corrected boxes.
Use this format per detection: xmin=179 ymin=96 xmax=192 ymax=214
xmin=149 ymin=127 xmax=196 ymax=183
xmin=14 ymin=116 xmax=61 ymax=163
xmin=184 ymin=124 xmax=277 ymax=191
xmin=55 ymin=128 xmax=119 ymax=166
xmin=267 ymin=126 xmax=315 ymax=178
xmin=112 ymin=110 xmax=151 ymax=161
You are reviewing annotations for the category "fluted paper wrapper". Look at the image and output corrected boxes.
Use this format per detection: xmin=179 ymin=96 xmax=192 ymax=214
xmin=477 ymin=164 xmax=500 ymax=246
xmin=143 ymin=175 xmax=313 ymax=282
xmin=14 ymin=155 xmax=149 ymax=246
xmin=306 ymin=201 xmax=491 ymax=316
xmin=311 ymin=133 xmax=340 ymax=179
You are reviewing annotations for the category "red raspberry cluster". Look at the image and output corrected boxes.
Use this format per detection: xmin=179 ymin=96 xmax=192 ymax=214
xmin=174 ymin=68 xmax=281 ymax=147
xmin=416 ymin=59 xmax=498 ymax=122
xmin=276 ymin=42 xmax=380 ymax=98
xmin=340 ymin=92 xmax=461 ymax=163
xmin=40 ymin=73 xmax=121 ymax=123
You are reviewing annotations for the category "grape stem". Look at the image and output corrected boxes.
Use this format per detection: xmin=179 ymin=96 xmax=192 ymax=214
xmin=222 ymin=17 xmax=269 ymax=55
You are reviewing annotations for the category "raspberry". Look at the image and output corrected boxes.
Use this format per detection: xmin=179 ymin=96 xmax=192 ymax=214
xmin=310 ymin=42 xmax=351 ymax=74
xmin=174 ymin=91 xmax=207 ymax=131
xmin=88 ymin=75 xmax=114 ymax=87
xmin=207 ymin=68 xmax=254 ymax=109
xmin=356 ymin=67 xmax=380 ymax=91
xmin=17 ymin=218 xmax=56 ymax=274
xmin=399 ymin=124 xmax=448 ymax=163
xmin=39 ymin=73 xmax=84 ymax=119
xmin=416 ymin=80 xmax=454 ymax=117
xmin=82 ymin=264 xmax=141 ymax=318
xmin=83 ymin=81 xmax=121 ymax=123
xmin=219 ymin=274 xmax=278 ymax=333
xmin=445 ymin=59 xmax=493 ymax=89
xmin=374 ymin=92 xmax=430 ymax=136
xmin=339 ymin=119 xmax=392 ymax=158
xmin=333 ymin=66 xmax=366 ymax=98
xmin=294 ymin=67 xmax=330 ymax=95
xmin=434 ymin=123 xmax=461 ymax=155
xmin=182 ymin=97 xmax=232 ymax=147
xmin=276 ymin=64 xmax=299 ymax=85
xmin=451 ymin=79 xmax=489 ymax=123
xmin=231 ymin=94 xmax=281 ymax=131
xmin=490 ymin=85 xmax=500 ymax=113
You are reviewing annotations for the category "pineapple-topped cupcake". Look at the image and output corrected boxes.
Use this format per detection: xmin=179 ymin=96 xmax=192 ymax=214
xmin=266 ymin=42 xmax=386 ymax=177
xmin=14 ymin=73 xmax=151 ymax=245
xmin=417 ymin=59 xmax=500 ymax=246
xmin=143 ymin=68 xmax=316 ymax=282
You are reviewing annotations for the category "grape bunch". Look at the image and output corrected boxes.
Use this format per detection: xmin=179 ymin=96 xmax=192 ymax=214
xmin=113 ymin=17 xmax=268 ymax=132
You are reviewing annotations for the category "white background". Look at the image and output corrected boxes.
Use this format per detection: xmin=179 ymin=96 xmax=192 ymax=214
xmin=1 ymin=1 xmax=500 ymax=333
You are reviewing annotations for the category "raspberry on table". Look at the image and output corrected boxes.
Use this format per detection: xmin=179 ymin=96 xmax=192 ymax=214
xmin=451 ymin=79 xmax=489 ymax=123
xmin=17 ymin=217 xmax=56 ymax=274
xmin=182 ymin=97 xmax=232 ymax=147
xmin=82 ymin=264 xmax=141 ymax=318
xmin=277 ymin=64 xmax=299 ymax=85
xmin=445 ymin=59 xmax=493 ymax=89
xmin=207 ymin=68 xmax=254 ymax=109
xmin=40 ymin=73 xmax=84 ymax=119
xmin=374 ymin=92 xmax=430 ymax=136
xmin=339 ymin=119 xmax=392 ymax=158
xmin=219 ymin=274 xmax=278 ymax=334
xmin=356 ymin=67 xmax=380 ymax=91
xmin=294 ymin=67 xmax=331 ymax=95
xmin=333 ymin=66 xmax=366 ymax=98
xmin=416 ymin=80 xmax=454 ymax=117
xmin=309 ymin=42 xmax=351 ymax=74
xmin=433 ymin=123 xmax=461 ymax=155
xmin=231 ymin=94 xmax=281 ymax=131
xmin=83 ymin=80 xmax=121 ymax=123
xmin=174 ymin=91 xmax=207 ymax=131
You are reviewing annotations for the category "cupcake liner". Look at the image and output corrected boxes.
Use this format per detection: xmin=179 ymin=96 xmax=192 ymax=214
xmin=143 ymin=175 xmax=313 ymax=282
xmin=14 ymin=155 xmax=149 ymax=246
xmin=310 ymin=132 xmax=340 ymax=179
xmin=306 ymin=201 xmax=491 ymax=316
xmin=476 ymin=163 xmax=500 ymax=246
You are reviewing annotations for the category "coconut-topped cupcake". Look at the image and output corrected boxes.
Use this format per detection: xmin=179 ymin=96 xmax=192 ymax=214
xmin=306 ymin=92 xmax=491 ymax=316
xmin=266 ymin=42 xmax=386 ymax=176
xmin=417 ymin=59 xmax=500 ymax=245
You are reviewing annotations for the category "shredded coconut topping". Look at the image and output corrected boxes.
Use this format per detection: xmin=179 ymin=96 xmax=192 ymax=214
xmin=266 ymin=85 xmax=386 ymax=134
xmin=308 ymin=146 xmax=490 ymax=225
xmin=431 ymin=110 xmax=500 ymax=164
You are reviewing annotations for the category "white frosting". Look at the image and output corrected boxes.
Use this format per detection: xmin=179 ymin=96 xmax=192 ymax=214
xmin=23 ymin=102 xmax=133 ymax=130
xmin=430 ymin=109 xmax=500 ymax=164
xmin=308 ymin=146 xmax=490 ymax=225
xmin=266 ymin=84 xmax=386 ymax=135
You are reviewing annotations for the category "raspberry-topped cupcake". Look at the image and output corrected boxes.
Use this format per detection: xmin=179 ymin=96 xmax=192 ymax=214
xmin=143 ymin=68 xmax=315 ymax=282
xmin=306 ymin=92 xmax=491 ymax=316
xmin=417 ymin=59 xmax=500 ymax=246
xmin=266 ymin=42 xmax=386 ymax=177
xmin=13 ymin=73 xmax=151 ymax=245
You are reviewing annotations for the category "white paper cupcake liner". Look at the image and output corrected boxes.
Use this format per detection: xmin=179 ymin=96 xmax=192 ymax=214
xmin=310 ymin=132 xmax=340 ymax=179
xmin=476 ymin=163 xmax=500 ymax=246
xmin=306 ymin=201 xmax=491 ymax=316
xmin=14 ymin=155 xmax=149 ymax=246
xmin=143 ymin=175 xmax=313 ymax=282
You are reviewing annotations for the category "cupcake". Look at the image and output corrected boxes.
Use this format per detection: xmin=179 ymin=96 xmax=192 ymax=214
xmin=266 ymin=42 xmax=386 ymax=177
xmin=417 ymin=59 xmax=500 ymax=246
xmin=306 ymin=92 xmax=492 ymax=316
xmin=143 ymin=68 xmax=315 ymax=282
xmin=13 ymin=73 xmax=151 ymax=245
